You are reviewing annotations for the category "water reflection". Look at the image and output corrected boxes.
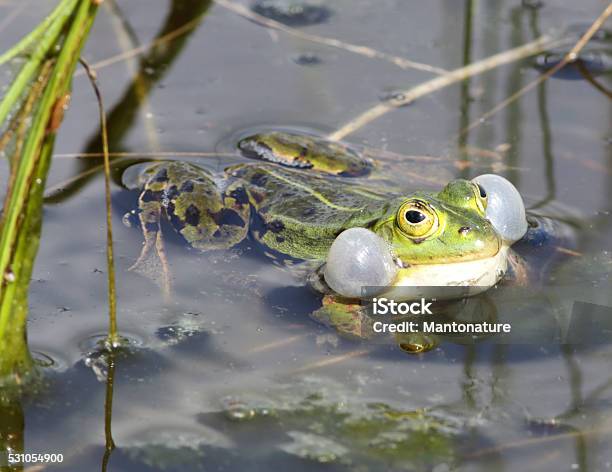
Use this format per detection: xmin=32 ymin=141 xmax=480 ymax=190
xmin=0 ymin=394 xmax=23 ymax=472
xmin=45 ymin=0 xmax=213 ymax=203
xmin=101 ymin=350 xmax=116 ymax=472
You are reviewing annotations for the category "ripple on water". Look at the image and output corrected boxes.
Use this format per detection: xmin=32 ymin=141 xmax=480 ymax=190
xmin=32 ymin=350 xmax=69 ymax=373
xmin=78 ymin=332 xmax=145 ymax=354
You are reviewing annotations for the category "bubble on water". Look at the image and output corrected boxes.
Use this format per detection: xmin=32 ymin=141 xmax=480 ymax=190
xmin=292 ymin=52 xmax=322 ymax=66
xmin=378 ymin=90 xmax=410 ymax=106
xmin=251 ymin=0 xmax=332 ymax=27
xmin=220 ymin=396 xmax=275 ymax=421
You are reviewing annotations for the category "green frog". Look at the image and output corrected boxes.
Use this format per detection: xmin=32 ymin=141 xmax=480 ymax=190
xmin=127 ymin=131 xmax=544 ymax=342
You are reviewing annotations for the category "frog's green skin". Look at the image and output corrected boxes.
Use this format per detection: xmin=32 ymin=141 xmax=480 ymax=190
xmin=131 ymin=132 xmax=505 ymax=343
xmin=133 ymin=132 xmax=499 ymax=263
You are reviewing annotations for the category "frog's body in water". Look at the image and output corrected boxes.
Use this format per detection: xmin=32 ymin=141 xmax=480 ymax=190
xmin=132 ymin=132 xmax=500 ymax=269
xmin=128 ymin=131 xmax=556 ymax=345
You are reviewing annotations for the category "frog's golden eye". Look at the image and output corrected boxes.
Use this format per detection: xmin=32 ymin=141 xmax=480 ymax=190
xmin=473 ymin=183 xmax=488 ymax=214
xmin=397 ymin=200 xmax=439 ymax=239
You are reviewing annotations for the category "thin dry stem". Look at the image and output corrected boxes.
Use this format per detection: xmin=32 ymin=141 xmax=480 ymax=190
xmin=328 ymin=35 xmax=558 ymax=141
xmin=247 ymin=335 xmax=306 ymax=354
xmin=74 ymin=15 xmax=202 ymax=75
xmin=215 ymin=0 xmax=447 ymax=75
xmin=291 ymin=349 xmax=371 ymax=373
xmin=460 ymin=2 xmax=612 ymax=136
xmin=52 ymin=151 xmax=237 ymax=158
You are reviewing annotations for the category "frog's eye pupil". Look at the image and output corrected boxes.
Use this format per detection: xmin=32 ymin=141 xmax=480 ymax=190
xmin=405 ymin=210 xmax=426 ymax=224
xmin=477 ymin=184 xmax=487 ymax=199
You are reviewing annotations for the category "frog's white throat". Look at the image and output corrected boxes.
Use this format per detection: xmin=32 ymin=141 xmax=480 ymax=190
xmin=381 ymin=246 xmax=510 ymax=301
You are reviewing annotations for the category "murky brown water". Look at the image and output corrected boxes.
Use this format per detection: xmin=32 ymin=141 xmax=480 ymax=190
xmin=1 ymin=0 xmax=611 ymax=470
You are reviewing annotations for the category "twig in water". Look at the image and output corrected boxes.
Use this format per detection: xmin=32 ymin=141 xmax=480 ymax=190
xmin=576 ymin=60 xmax=612 ymax=100
xmin=328 ymin=35 xmax=558 ymax=142
xmin=459 ymin=2 xmax=612 ymax=136
xmin=74 ymin=15 xmax=203 ymax=76
xmin=290 ymin=349 xmax=371 ymax=374
xmin=52 ymin=151 xmax=237 ymax=159
xmin=215 ymin=0 xmax=447 ymax=75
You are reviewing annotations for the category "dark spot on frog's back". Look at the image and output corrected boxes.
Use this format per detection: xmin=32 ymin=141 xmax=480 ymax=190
xmin=250 ymin=172 xmax=268 ymax=188
xmin=211 ymin=209 xmax=246 ymax=227
xmin=153 ymin=167 xmax=168 ymax=183
xmin=141 ymin=189 xmax=161 ymax=202
xmin=267 ymin=220 xmax=285 ymax=233
xmin=184 ymin=204 xmax=201 ymax=226
xmin=179 ymin=180 xmax=194 ymax=193
xmin=229 ymin=187 xmax=249 ymax=205
xmin=164 ymin=185 xmax=179 ymax=201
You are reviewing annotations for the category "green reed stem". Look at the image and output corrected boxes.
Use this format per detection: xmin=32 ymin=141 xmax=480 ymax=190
xmin=0 ymin=0 xmax=99 ymax=383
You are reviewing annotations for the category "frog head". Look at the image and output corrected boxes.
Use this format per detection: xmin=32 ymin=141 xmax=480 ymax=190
xmin=373 ymin=179 xmax=500 ymax=265
xmin=370 ymin=179 xmax=505 ymax=298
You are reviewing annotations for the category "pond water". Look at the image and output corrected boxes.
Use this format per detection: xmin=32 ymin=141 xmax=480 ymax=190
xmin=1 ymin=0 xmax=611 ymax=471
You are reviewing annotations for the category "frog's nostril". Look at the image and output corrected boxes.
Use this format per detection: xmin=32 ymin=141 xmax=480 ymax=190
xmin=458 ymin=226 xmax=471 ymax=236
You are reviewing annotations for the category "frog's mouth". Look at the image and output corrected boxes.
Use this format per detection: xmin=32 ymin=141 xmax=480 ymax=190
xmin=381 ymin=246 xmax=509 ymax=301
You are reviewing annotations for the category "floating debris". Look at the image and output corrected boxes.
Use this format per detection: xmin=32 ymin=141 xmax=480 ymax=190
xmin=521 ymin=0 xmax=544 ymax=9
xmin=378 ymin=89 xmax=411 ymax=106
xmin=533 ymin=23 xmax=612 ymax=79
xmin=251 ymin=0 xmax=331 ymax=26
xmin=534 ymin=49 xmax=612 ymax=79
xmin=292 ymin=52 xmax=322 ymax=65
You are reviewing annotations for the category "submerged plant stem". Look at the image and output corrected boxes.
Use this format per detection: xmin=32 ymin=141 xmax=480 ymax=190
xmin=101 ymin=351 xmax=116 ymax=471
